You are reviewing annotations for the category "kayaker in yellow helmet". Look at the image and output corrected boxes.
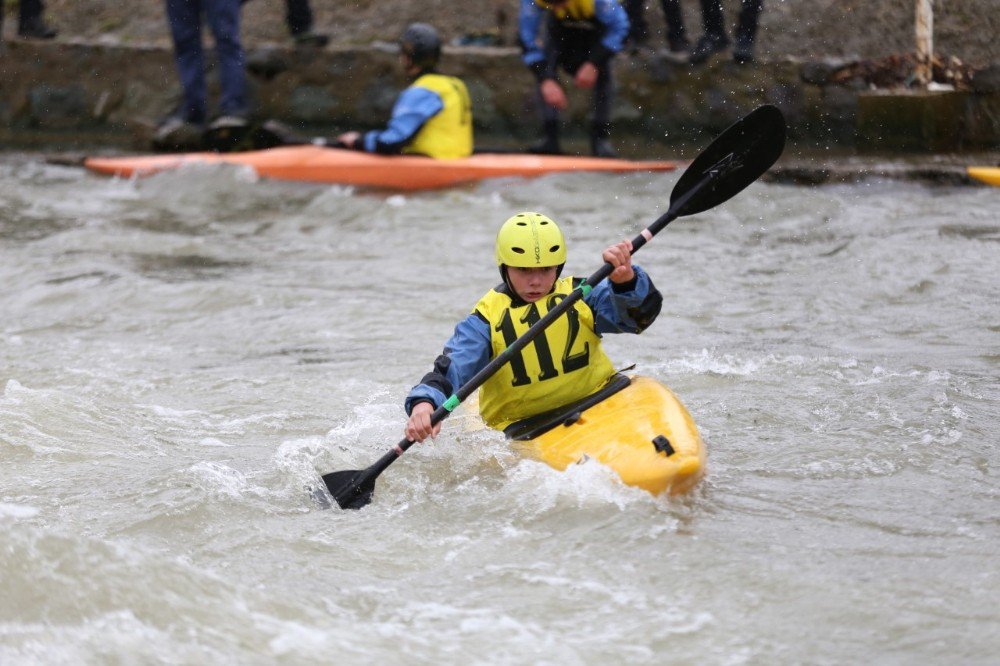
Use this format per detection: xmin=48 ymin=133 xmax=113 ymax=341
xmin=335 ymin=23 xmax=474 ymax=159
xmin=404 ymin=211 xmax=663 ymax=442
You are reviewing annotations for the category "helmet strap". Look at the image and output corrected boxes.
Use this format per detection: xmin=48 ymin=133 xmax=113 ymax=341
xmin=499 ymin=265 xmax=513 ymax=293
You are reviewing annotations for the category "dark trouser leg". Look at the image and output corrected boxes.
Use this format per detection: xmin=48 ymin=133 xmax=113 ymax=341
xmin=736 ymin=0 xmax=763 ymax=46
xmin=166 ymin=0 xmax=208 ymax=123
xmin=698 ymin=0 xmax=728 ymax=41
xmin=591 ymin=65 xmax=616 ymax=157
xmin=539 ymin=85 xmax=560 ymax=124
xmin=17 ymin=0 xmax=56 ymax=38
xmin=592 ymin=65 xmax=614 ymax=128
xmin=623 ymin=0 xmax=648 ymax=46
xmin=18 ymin=0 xmax=43 ymax=29
xmin=534 ymin=86 xmax=562 ymax=154
xmin=688 ymin=0 xmax=730 ymax=63
xmin=204 ymin=0 xmax=247 ymax=117
xmin=285 ymin=0 xmax=313 ymax=36
xmin=732 ymin=0 xmax=762 ymax=63
xmin=658 ymin=0 xmax=689 ymax=50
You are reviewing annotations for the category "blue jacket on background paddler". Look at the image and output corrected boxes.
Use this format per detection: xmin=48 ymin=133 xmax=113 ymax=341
xmin=404 ymin=211 xmax=663 ymax=441
xmin=336 ymin=23 xmax=473 ymax=159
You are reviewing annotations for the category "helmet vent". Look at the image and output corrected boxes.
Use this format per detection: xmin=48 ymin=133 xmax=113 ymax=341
xmin=511 ymin=247 xmax=525 ymax=254
xmin=549 ymin=245 xmax=561 ymax=252
xmin=515 ymin=221 xmax=527 ymax=226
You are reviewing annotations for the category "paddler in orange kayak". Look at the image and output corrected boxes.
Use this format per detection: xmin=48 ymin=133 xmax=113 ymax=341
xmin=334 ymin=23 xmax=474 ymax=159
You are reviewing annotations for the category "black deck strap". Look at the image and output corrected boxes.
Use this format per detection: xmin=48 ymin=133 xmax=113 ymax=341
xmin=503 ymin=373 xmax=633 ymax=441
xmin=652 ymin=434 xmax=675 ymax=456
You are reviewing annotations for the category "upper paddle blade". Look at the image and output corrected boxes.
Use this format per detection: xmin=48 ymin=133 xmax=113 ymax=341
xmin=670 ymin=105 xmax=787 ymax=218
xmin=323 ymin=469 xmax=376 ymax=510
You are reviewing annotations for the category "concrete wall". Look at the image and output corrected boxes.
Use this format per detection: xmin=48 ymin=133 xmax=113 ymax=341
xmin=1 ymin=41 xmax=998 ymax=153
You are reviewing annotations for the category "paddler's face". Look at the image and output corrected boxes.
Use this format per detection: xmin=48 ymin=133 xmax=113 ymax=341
xmin=400 ymin=53 xmax=419 ymax=76
xmin=507 ymin=266 xmax=558 ymax=303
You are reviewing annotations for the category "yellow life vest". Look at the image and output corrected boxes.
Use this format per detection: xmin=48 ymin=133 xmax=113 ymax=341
xmin=533 ymin=0 xmax=597 ymax=21
xmin=402 ymin=73 xmax=473 ymax=159
xmin=475 ymin=276 xmax=617 ymax=430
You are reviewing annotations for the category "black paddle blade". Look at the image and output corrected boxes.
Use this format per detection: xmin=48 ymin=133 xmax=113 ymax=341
xmin=323 ymin=469 xmax=376 ymax=510
xmin=670 ymin=105 xmax=787 ymax=218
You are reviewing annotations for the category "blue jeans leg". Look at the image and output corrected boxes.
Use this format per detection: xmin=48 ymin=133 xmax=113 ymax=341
xmin=204 ymin=0 xmax=247 ymax=117
xmin=166 ymin=0 xmax=207 ymax=123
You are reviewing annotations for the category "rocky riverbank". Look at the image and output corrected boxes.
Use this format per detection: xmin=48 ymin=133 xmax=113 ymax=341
xmin=14 ymin=0 xmax=1000 ymax=66
xmin=1 ymin=1 xmax=998 ymax=182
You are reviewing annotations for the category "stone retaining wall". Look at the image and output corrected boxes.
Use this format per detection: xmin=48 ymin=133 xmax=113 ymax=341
xmin=1 ymin=40 xmax=998 ymax=153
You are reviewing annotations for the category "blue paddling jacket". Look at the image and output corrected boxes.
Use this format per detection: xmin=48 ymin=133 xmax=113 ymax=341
xmin=405 ymin=265 xmax=662 ymax=425
xmin=518 ymin=0 xmax=630 ymax=81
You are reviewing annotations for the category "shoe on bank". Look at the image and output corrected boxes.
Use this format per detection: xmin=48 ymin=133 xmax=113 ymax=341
xmin=526 ymin=138 xmax=563 ymax=155
xmin=733 ymin=40 xmax=755 ymax=64
xmin=592 ymin=138 xmax=617 ymax=159
xmin=204 ymin=116 xmax=250 ymax=152
xmin=153 ymin=116 xmax=204 ymax=151
xmin=293 ymin=31 xmax=329 ymax=48
xmin=688 ymin=34 xmax=730 ymax=65
xmin=252 ymin=120 xmax=309 ymax=149
xmin=659 ymin=46 xmax=690 ymax=64
xmin=18 ymin=18 xmax=58 ymax=39
xmin=208 ymin=115 xmax=249 ymax=132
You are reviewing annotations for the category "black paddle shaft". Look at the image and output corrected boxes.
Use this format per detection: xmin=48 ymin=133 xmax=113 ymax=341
xmin=324 ymin=104 xmax=787 ymax=509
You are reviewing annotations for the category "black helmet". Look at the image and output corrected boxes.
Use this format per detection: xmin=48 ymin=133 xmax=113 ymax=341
xmin=400 ymin=23 xmax=441 ymax=71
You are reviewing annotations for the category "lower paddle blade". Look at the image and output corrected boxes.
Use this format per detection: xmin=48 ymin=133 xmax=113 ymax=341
xmin=323 ymin=469 xmax=376 ymax=510
xmin=671 ymin=105 xmax=787 ymax=218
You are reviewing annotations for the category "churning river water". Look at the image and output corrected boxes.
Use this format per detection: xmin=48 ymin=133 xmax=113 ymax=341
xmin=1 ymin=155 xmax=998 ymax=664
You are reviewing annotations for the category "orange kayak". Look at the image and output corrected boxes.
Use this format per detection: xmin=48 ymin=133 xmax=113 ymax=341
xmin=84 ymin=145 xmax=677 ymax=191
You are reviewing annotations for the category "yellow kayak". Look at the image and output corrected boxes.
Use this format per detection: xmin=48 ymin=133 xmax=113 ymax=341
xmin=968 ymin=166 xmax=1000 ymax=187
xmin=506 ymin=375 xmax=706 ymax=496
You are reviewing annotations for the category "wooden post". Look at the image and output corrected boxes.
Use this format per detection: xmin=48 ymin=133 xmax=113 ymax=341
xmin=915 ymin=0 xmax=934 ymax=87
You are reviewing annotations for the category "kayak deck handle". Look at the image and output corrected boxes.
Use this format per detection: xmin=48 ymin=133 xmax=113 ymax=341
xmin=652 ymin=435 xmax=675 ymax=456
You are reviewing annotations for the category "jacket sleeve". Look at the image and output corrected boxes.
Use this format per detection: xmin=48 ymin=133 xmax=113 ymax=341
xmin=405 ymin=312 xmax=492 ymax=414
xmin=518 ymin=0 xmax=551 ymax=81
xmin=362 ymin=86 xmax=444 ymax=154
xmin=590 ymin=0 xmax=630 ymax=68
xmin=584 ymin=265 xmax=663 ymax=335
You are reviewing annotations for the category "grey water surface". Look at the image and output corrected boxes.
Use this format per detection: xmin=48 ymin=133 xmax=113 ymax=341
xmin=1 ymin=157 xmax=998 ymax=664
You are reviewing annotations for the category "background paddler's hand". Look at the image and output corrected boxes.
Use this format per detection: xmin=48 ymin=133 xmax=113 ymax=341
xmin=603 ymin=239 xmax=635 ymax=284
xmin=574 ymin=62 xmax=598 ymax=89
xmin=336 ymin=131 xmax=361 ymax=149
xmin=404 ymin=401 xmax=441 ymax=443
xmin=540 ymin=78 xmax=567 ymax=110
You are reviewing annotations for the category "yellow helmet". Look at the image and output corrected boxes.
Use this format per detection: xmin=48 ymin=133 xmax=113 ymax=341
xmin=495 ymin=212 xmax=567 ymax=268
